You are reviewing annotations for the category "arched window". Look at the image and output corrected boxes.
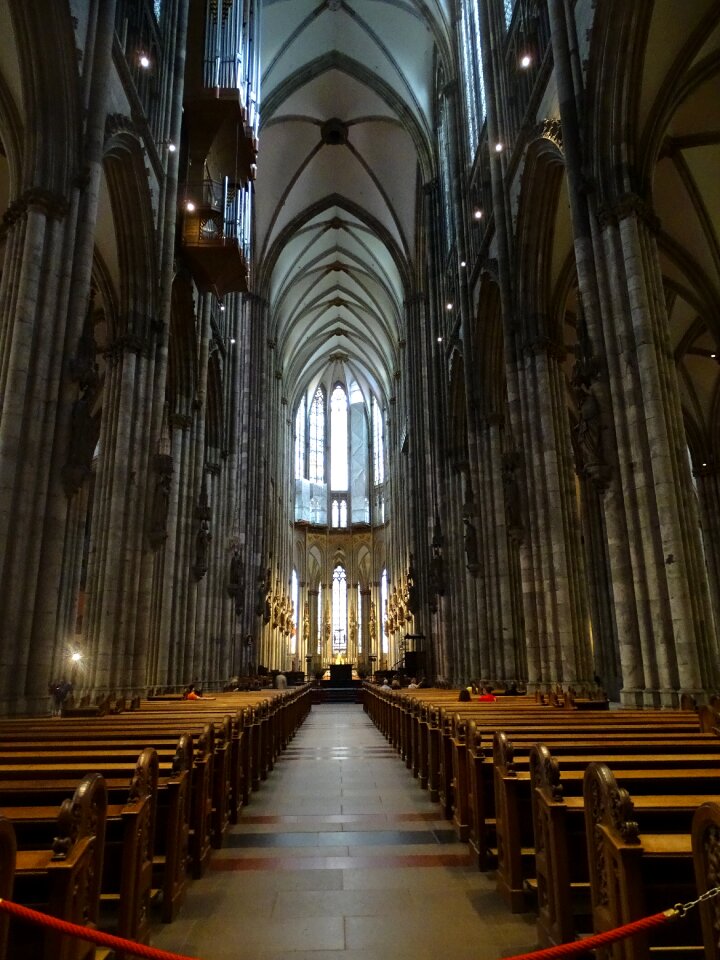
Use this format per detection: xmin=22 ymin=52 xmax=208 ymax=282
xmin=290 ymin=570 xmax=298 ymax=655
xmin=339 ymin=500 xmax=347 ymax=528
xmin=503 ymin=0 xmax=516 ymax=28
xmin=332 ymin=565 xmax=347 ymax=652
xmin=461 ymin=3 xmax=486 ymax=154
xmin=331 ymin=499 xmax=339 ymax=528
xmin=294 ymin=397 xmax=306 ymax=480
xmin=317 ymin=583 xmax=322 ymax=655
xmin=381 ymin=569 xmax=389 ymax=655
xmin=330 ymin=384 xmax=348 ymax=491
xmin=309 ymin=387 xmax=325 ymax=484
xmin=357 ymin=583 xmax=363 ymax=654
xmin=372 ymin=397 xmax=384 ymax=485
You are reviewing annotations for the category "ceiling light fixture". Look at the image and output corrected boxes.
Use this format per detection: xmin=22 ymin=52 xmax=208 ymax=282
xmin=219 ymin=304 xmax=225 ymax=312
xmin=495 ymin=142 xmax=504 ymax=152
xmin=520 ymin=54 xmax=532 ymax=68
xmin=474 ymin=209 xmax=483 ymax=220
xmin=185 ymin=201 xmax=195 ymax=212
xmin=446 ymin=303 xmax=453 ymax=311
xmin=437 ymin=336 xmax=443 ymax=343
xmin=139 ymin=53 xmax=150 ymax=69
xmin=230 ymin=338 xmax=236 ymax=344
xmin=711 ymin=352 xmax=717 ymax=359
xmin=167 ymin=142 xmax=176 ymax=152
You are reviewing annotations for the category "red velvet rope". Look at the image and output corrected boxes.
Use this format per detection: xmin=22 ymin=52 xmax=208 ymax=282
xmin=0 ymin=897 xmax=676 ymax=960
xmin=0 ymin=898 xmax=200 ymax=960
xmin=502 ymin=910 xmax=674 ymax=960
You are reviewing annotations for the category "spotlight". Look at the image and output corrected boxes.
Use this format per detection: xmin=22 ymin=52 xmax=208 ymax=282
xmin=474 ymin=209 xmax=483 ymax=220
xmin=186 ymin=201 xmax=195 ymax=212
xmin=71 ymin=652 xmax=82 ymax=663
xmin=167 ymin=142 xmax=176 ymax=152
xmin=139 ymin=53 xmax=150 ymax=69
xmin=495 ymin=142 xmax=504 ymax=152
xmin=437 ymin=337 xmax=443 ymax=343
xmin=520 ymin=54 xmax=532 ymax=69
xmin=446 ymin=303 xmax=453 ymax=311
xmin=230 ymin=338 xmax=236 ymax=344
xmin=219 ymin=304 xmax=225 ymax=312
xmin=460 ymin=260 xmax=466 ymax=267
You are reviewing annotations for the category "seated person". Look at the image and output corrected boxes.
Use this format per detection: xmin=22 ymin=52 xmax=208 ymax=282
xmin=458 ymin=688 xmax=471 ymax=702
xmin=478 ymin=685 xmax=496 ymax=702
xmin=183 ymin=684 xmax=215 ymax=700
xmin=407 ymin=677 xmax=419 ymax=689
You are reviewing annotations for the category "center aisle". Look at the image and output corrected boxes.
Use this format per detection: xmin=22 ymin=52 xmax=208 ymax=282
xmin=152 ymin=703 xmax=537 ymax=960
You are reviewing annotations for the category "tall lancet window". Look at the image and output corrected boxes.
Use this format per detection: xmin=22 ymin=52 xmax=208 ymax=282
xmin=294 ymin=397 xmax=306 ymax=479
xmin=309 ymin=387 xmax=325 ymax=484
xmin=317 ymin=583 xmax=322 ymax=655
xmin=330 ymin=385 xmax=349 ymax=491
xmin=380 ymin=569 xmax=389 ymax=654
xmin=357 ymin=583 xmax=363 ymax=654
xmin=332 ymin=565 xmax=347 ymax=653
xmin=290 ymin=570 xmax=298 ymax=655
xmin=372 ymin=397 xmax=384 ymax=485
xmin=503 ymin=0 xmax=516 ymax=27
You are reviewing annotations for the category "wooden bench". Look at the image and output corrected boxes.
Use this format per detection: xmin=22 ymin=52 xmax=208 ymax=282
xmin=0 ymin=737 xmax=192 ymax=921
xmin=5 ymin=773 xmax=105 ymax=960
xmin=691 ymin=801 xmax=720 ymax=960
xmin=2 ymin=749 xmax=156 ymax=947
xmin=583 ymin=762 xmax=703 ymax=959
xmin=530 ymin=742 xmax=716 ymax=948
xmin=0 ymin=817 xmax=15 ymax=960
xmin=465 ymin=725 xmax=720 ymax=872
xmin=494 ymin=732 xmax=720 ymax=911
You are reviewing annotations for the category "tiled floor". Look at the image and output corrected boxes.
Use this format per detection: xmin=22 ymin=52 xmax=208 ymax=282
xmin=151 ymin=704 xmax=537 ymax=960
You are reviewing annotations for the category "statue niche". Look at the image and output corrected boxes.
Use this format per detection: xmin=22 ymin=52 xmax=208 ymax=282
xmin=227 ymin=550 xmax=245 ymax=615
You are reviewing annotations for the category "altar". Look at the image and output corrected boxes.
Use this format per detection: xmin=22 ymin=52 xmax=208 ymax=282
xmin=329 ymin=663 xmax=353 ymax=683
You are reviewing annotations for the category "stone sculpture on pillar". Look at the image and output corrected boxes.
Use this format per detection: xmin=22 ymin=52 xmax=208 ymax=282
xmin=463 ymin=515 xmax=479 ymax=576
xmin=148 ymin=456 xmax=173 ymax=549
xmin=407 ymin=553 xmax=420 ymax=616
xmin=571 ymin=344 xmax=610 ymax=489
xmin=227 ymin=550 xmax=244 ymax=615
xmin=192 ymin=478 xmax=212 ymax=581
xmin=502 ymin=450 xmax=525 ymax=543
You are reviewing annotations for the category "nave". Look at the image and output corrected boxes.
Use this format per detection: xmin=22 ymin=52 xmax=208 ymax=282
xmin=152 ymin=704 xmax=536 ymax=960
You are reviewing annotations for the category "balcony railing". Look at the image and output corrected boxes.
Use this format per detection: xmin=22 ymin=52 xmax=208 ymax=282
xmin=182 ymin=176 xmax=251 ymax=295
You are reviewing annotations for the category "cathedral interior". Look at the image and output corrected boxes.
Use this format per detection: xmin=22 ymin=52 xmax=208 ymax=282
xmin=0 ymin=0 xmax=719 ymax=716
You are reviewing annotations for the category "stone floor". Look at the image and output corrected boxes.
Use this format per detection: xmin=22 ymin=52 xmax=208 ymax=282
xmin=151 ymin=704 xmax=538 ymax=960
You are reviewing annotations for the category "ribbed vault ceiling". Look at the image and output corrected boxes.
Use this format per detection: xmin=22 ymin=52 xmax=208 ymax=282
xmin=257 ymin=0 xmax=451 ymax=405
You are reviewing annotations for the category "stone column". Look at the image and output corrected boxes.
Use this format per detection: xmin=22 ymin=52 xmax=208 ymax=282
xmin=599 ymin=200 xmax=715 ymax=702
xmin=695 ymin=465 xmax=720 ymax=646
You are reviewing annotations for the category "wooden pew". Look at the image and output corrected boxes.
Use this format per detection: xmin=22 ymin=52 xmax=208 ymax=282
xmin=530 ymin=743 xmax=714 ymax=948
xmin=7 ymin=773 xmax=106 ymax=960
xmin=691 ymin=801 xmax=720 ymax=960
xmin=3 ymin=750 xmax=156 ymax=947
xmin=583 ymin=762 xmax=702 ymax=959
xmin=494 ymin=732 xmax=720 ymax=911
xmin=465 ymin=725 xmax=720 ymax=873
xmin=0 ymin=740 xmax=191 ymax=922
xmin=0 ymin=817 xmax=15 ymax=960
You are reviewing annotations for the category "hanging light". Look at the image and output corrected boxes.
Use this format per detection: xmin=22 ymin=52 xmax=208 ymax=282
xmin=495 ymin=142 xmax=504 ymax=152
xmin=139 ymin=53 xmax=150 ymax=69
xmin=474 ymin=209 xmax=483 ymax=220
xmin=185 ymin=201 xmax=195 ymax=212
xmin=520 ymin=54 xmax=532 ymax=69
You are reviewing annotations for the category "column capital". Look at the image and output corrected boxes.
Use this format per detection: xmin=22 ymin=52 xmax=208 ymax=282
xmin=597 ymin=192 xmax=661 ymax=234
